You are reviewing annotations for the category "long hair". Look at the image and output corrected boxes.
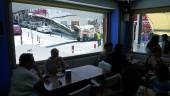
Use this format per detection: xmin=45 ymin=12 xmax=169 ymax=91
xmin=146 ymin=35 xmax=160 ymax=53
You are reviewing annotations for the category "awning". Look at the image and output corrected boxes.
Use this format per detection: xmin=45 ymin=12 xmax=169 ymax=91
xmin=147 ymin=12 xmax=170 ymax=35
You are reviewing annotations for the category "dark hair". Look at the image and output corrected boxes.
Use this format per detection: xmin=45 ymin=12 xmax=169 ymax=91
xmin=104 ymin=42 xmax=113 ymax=52
xmin=162 ymin=34 xmax=168 ymax=41
xmin=51 ymin=48 xmax=59 ymax=57
xmin=150 ymin=35 xmax=159 ymax=43
xmin=19 ymin=53 xmax=34 ymax=67
xmin=146 ymin=35 xmax=160 ymax=50
xmin=104 ymin=42 xmax=112 ymax=49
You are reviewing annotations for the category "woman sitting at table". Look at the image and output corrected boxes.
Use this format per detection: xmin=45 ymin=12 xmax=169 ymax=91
xmin=11 ymin=53 xmax=43 ymax=96
xmin=145 ymin=46 xmax=163 ymax=75
xmin=143 ymin=46 xmax=163 ymax=88
xmin=46 ymin=48 xmax=67 ymax=74
xmin=97 ymin=42 xmax=113 ymax=75
xmin=98 ymin=43 xmax=127 ymax=75
xmin=44 ymin=58 xmax=62 ymax=91
xmin=111 ymin=43 xmax=127 ymax=75
xmin=146 ymin=35 xmax=161 ymax=55
xmin=152 ymin=63 xmax=170 ymax=96
xmin=98 ymin=42 xmax=113 ymax=62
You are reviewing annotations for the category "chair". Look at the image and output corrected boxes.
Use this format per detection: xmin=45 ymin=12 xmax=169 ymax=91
xmin=68 ymin=84 xmax=91 ymax=96
xmin=102 ymin=73 xmax=121 ymax=96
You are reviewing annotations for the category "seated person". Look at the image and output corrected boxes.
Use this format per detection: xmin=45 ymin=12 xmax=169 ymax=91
xmin=11 ymin=53 xmax=42 ymax=96
xmin=98 ymin=42 xmax=113 ymax=75
xmin=44 ymin=58 xmax=61 ymax=91
xmin=145 ymin=46 xmax=163 ymax=75
xmin=98 ymin=42 xmax=113 ymax=62
xmin=98 ymin=43 xmax=127 ymax=75
xmin=121 ymin=64 xmax=143 ymax=96
xmin=146 ymin=35 xmax=161 ymax=55
xmin=111 ymin=44 xmax=127 ymax=75
xmin=46 ymin=48 xmax=67 ymax=74
xmin=143 ymin=46 xmax=163 ymax=88
xmin=152 ymin=63 xmax=170 ymax=96
xmin=162 ymin=34 xmax=170 ymax=54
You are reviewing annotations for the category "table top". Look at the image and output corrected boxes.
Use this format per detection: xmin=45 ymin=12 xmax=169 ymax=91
xmin=44 ymin=65 xmax=103 ymax=91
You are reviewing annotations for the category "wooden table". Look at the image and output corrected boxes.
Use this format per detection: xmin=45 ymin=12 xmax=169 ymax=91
xmin=43 ymin=65 xmax=103 ymax=95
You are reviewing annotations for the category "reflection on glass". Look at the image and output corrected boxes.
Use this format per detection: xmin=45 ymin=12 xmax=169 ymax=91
xmin=132 ymin=13 xmax=170 ymax=53
xmin=12 ymin=2 xmax=104 ymax=63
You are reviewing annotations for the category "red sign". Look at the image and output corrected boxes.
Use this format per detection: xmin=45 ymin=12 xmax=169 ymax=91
xmin=134 ymin=15 xmax=152 ymax=32
xmin=31 ymin=9 xmax=47 ymax=15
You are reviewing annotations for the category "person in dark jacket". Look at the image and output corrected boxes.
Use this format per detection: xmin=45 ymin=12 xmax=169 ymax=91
xmin=111 ymin=44 xmax=127 ymax=75
xmin=98 ymin=42 xmax=113 ymax=64
xmin=146 ymin=35 xmax=161 ymax=54
xmin=46 ymin=48 xmax=68 ymax=74
xmin=152 ymin=63 xmax=170 ymax=96
xmin=121 ymin=64 xmax=143 ymax=96
xmin=162 ymin=34 xmax=170 ymax=54
xmin=98 ymin=43 xmax=127 ymax=75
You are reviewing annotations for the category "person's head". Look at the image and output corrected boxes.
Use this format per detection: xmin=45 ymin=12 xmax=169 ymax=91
xmin=114 ymin=43 xmax=123 ymax=54
xmin=151 ymin=46 xmax=162 ymax=57
xmin=19 ymin=53 xmax=35 ymax=70
xmin=162 ymin=34 xmax=168 ymax=41
xmin=51 ymin=48 xmax=59 ymax=57
xmin=103 ymin=42 xmax=113 ymax=52
xmin=150 ymin=35 xmax=159 ymax=43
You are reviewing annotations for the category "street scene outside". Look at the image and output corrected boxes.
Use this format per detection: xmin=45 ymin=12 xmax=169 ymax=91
xmin=12 ymin=3 xmax=104 ymax=63
xmin=132 ymin=13 xmax=170 ymax=53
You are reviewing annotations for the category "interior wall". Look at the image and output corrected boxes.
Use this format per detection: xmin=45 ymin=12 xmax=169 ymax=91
xmin=55 ymin=0 xmax=116 ymax=9
xmin=0 ymin=0 xmax=13 ymax=95
xmin=13 ymin=0 xmax=117 ymax=13
xmin=133 ymin=0 xmax=170 ymax=10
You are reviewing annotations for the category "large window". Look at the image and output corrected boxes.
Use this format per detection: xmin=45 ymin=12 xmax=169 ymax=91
xmin=132 ymin=12 xmax=170 ymax=53
xmin=12 ymin=2 xmax=105 ymax=63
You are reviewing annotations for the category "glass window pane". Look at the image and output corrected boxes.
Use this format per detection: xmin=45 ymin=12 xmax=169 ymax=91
xmin=12 ymin=2 xmax=104 ymax=63
xmin=132 ymin=12 xmax=170 ymax=53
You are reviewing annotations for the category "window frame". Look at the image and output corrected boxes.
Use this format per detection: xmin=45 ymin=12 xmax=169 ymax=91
xmin=11 ymin=0 xmax=112 ymax=63
xmin=131 ymin=7 xmax=170 ymax=54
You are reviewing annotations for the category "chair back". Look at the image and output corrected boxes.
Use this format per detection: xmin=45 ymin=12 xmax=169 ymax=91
xmin=68 ymin=84 xmax=91 ymax=96
xmin=104 ymin=73 xmax=120 ymax=88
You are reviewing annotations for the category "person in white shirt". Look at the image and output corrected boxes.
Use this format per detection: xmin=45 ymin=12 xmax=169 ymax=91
xmin=11 ymin=53 xmax=42 ymax=96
